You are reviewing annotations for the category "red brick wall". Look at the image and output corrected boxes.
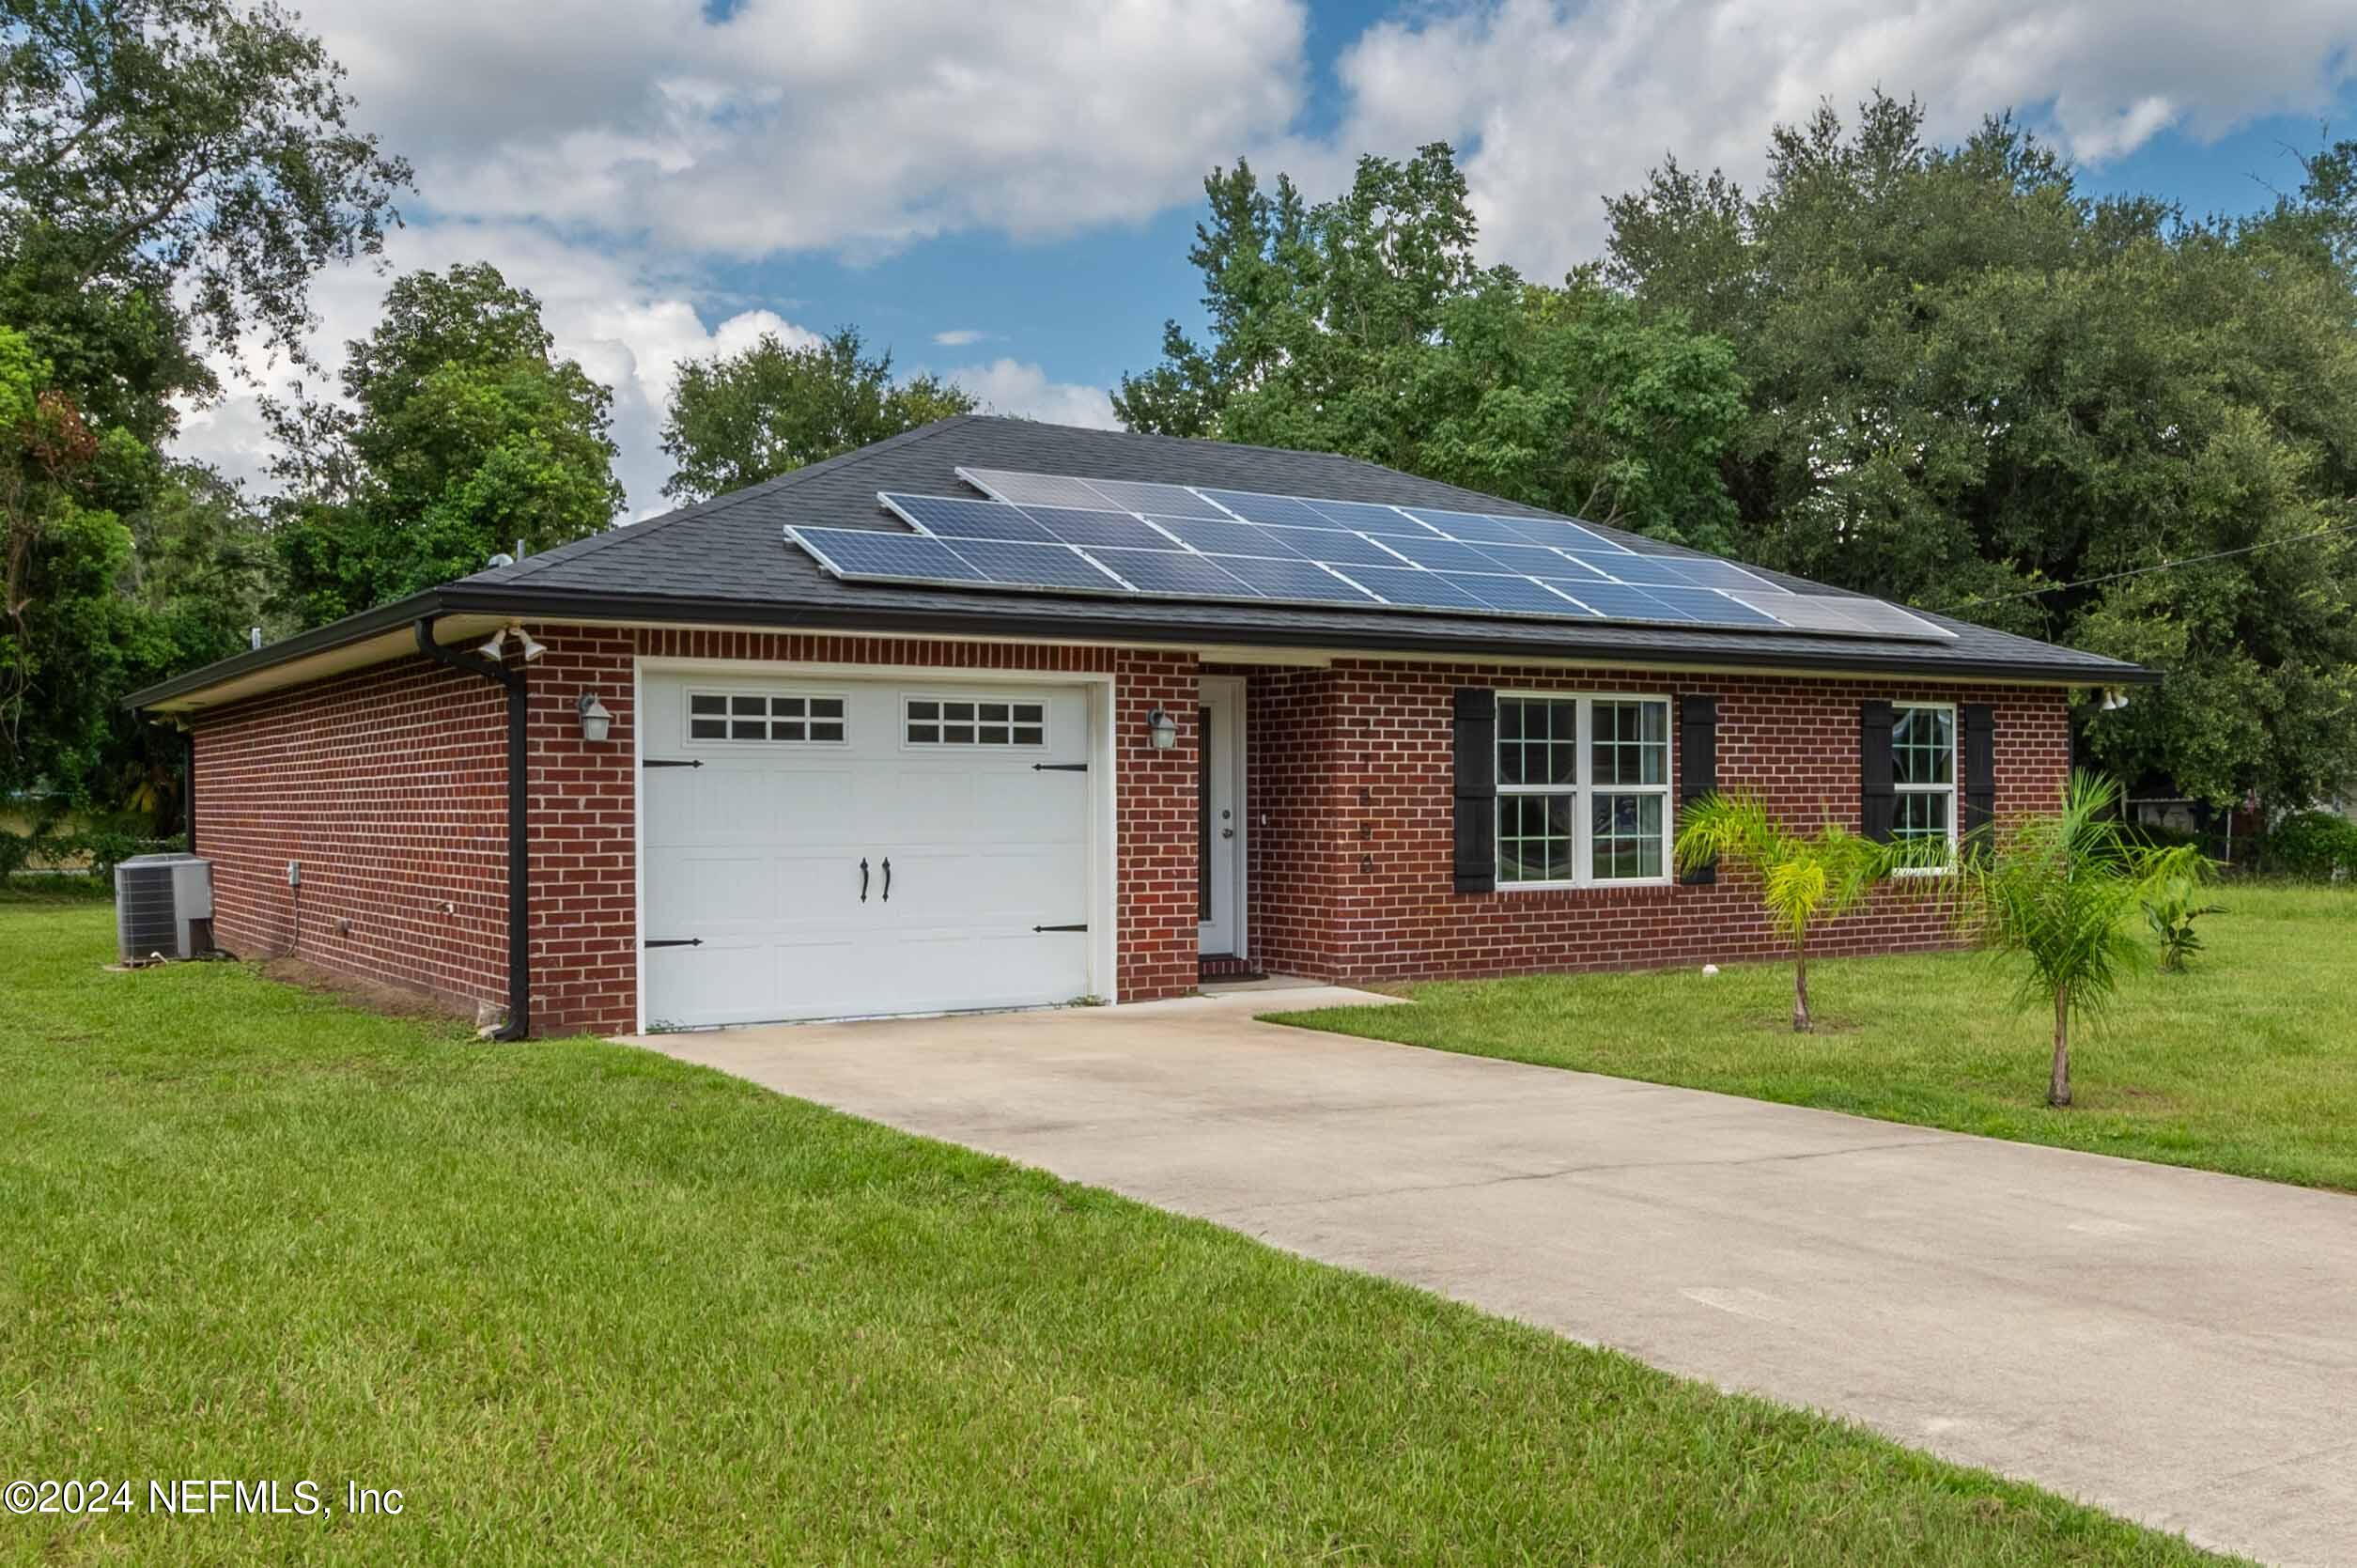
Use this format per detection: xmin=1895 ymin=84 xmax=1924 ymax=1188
xmin=194 ymin=653 xmax=510 ymax=1013
xmin=191 ymin=627 xmax=2071 ymax=1032
xmin=1113 ymin=649 xmax=1203 ymax=1002
xmin=1245 ymin=658 xmax=2071 ymax=983
xmin=194 ymin=626 xmax=1203 ymax=1036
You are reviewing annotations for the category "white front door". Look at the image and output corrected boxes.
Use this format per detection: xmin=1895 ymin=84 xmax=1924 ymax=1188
xmin=640 ymin=673 xmax=1097 ymax=1029
xmin=1198 ymin=677 xmax=1245 ymax=956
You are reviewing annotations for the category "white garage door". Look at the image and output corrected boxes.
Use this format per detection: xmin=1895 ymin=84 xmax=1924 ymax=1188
xmin=640 ymin=673 xmax=1098 ymax=1029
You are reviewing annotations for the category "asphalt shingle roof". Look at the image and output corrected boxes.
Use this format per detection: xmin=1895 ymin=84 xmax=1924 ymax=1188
xmin=129 ymin=416 xmax=2149 ymax=711
xmin=459 ymin=415 xmax=2138 ymax=683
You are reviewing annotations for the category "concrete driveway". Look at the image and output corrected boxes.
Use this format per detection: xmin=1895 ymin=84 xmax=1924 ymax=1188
xmin=631 ymin=987 xmax=2357 ymax=1568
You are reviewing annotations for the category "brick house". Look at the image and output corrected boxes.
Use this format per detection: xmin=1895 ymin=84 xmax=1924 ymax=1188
xmin=127 ymin=417 xmax=2148 ymax=1036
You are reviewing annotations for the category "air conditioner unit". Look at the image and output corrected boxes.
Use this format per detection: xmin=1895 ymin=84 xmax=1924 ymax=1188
xmin=115 ymin=852 xmax=214 ymax=963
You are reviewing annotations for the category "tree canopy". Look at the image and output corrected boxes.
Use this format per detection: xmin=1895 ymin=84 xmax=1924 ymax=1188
xmin=1117 ymin=148 xmax=1745 ymax=550
xmin=1604 ymin=95 xmax=2357 ymax=810
xmin=1130 ymin=115 xmax=2357 ymax=812
xmin=659 ymin=327 xmax=975 ymax=505
xmin=270 ymin=262 xmax=624 ymax=628
xmin=0 ymin=0 xmax=406 ymax=818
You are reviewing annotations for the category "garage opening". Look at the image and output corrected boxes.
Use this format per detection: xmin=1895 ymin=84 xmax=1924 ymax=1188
xmin=639 ymin=671 xmax=1103 ymax=1029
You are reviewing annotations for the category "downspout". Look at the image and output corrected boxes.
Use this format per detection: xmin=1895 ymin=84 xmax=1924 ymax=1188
xmin=181 ymin=725 xmax=196 ymax=852
xmin=415 ymin=616 xmax=531 ymax=1041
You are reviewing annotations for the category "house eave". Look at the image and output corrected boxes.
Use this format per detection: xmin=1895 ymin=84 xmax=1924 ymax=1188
xmin=126 ymin=582 xmax=2160 ymax=716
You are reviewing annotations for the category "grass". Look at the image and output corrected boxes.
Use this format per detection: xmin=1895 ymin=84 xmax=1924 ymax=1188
xmin=1281 ymin=881 xmax=2357 ymax=1191
xmin=0 ymin=899 xmax=2237 ymax=1566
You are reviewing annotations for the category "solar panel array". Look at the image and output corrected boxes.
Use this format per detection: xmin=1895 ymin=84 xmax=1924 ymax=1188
xmin=780 ymin=468 xmax=1955 ymax=642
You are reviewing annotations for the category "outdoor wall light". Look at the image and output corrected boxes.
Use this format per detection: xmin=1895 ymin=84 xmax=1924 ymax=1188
xmin=576 ymin=691 xmax=613 ymax=743
xmin=2099 ymin=687 xmax=2130 ymax=712
xmin=476 ymin=624 xmax=548 ymax=663
xmin=1145 ymin=706 xmax=1179 ymax=750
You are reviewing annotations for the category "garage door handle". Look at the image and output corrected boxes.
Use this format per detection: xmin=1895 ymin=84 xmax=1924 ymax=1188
xmin=881 ymin=857 xmax=892 ymax=902
xmin=859 ymin=858 xmax=869 ymax=902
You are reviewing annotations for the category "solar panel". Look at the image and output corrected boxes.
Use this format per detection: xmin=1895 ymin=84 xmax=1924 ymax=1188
xmin=1468 ymin=541 xmax=1600 ymax=578
xmin=1264 ymin=526 xmax=1416 ymax=568
xmin=1663 ymin=558 xmax=1778 ymax=592
xmin=1086 ymin=548 xmax=1263 ymax=598
xmin=1214 ymin=556 xmax=1381 ymax=604
xmin=1496 ymin=515 xmax=1636 ymax=553
xmin=1397 ymin=506 xmax=1535 ymax=545
xmin=1341 ymin=565 xmax=1489 ymax=610
xmin=951 ymin=539 xmax=1126 ymax=591
xmin=955 ymin=468 xmax=1122 ymax=511
xmin=1735 ymin=594 xmax=1948 ymax=638
xmin=1153 ymin=516 xmax=1304 ymax=558
xmin=794 ymin=528 xmax=988 ymax=582
xmin=1019 ymin=507 xmax=1174 ymax=551
xmin=1808 ymin=599 xmax=1949 ymax=637
xmin=882 ymin=492 xmax=1052 ymax=540
xmin=1541 ymin=580 xmax=1695 ymax=622
xmin=1641 ymin=586 xmax=1788 ymax=628
xmin=1196 ymin=489 xmax=1348 ymax=530
xmin=1373 ymin=535 xmax=1507 ymax=573
xmin=1442 ymin=573 xmax=1596 ymax=615
xmin=1584 ymin=552 xmax=1711 ymax=589
xmin=803 ymin=480 xmax=1961 ymax=641
xmin=1304 ymin=498 xmax=1434 ymax=534
xmin=1078 ymin=477 xmax=1230 ymax=519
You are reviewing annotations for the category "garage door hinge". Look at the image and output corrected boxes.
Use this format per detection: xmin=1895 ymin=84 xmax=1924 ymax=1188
xmin=1031 ymin=923 xmax=1088 ymax=933
xmin=643 ymin=757 xmax=704 ymax=768
xmin=644 ymin=938 xmax=704 ymax=949
xmin=1031 ymin=761 xmax=1088 ymax=772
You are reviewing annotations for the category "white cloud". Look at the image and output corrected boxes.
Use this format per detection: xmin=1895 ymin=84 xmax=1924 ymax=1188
xmin=304 ymin=0 xmax=1310 ymax=257
xmin=174 ymin=223 xmax=820 ymax=517
xmin=943 ymin=359 xmax=1119 ymax=429
xmin=1324 ymin=0 xmax=2357 ymax=277
xmin=166 ymin=0 xmax=2357 ymax=520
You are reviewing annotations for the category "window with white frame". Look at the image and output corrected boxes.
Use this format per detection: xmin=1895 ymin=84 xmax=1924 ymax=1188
xmin=1496 ymin=695 xmax=1672 ymax=886
xmin=1891 ymin=703 xmax=1957 ymax=854
xmin=905 ymin=696 xmax=1047 ymax=747
xmin=688 ymin=691 xmax=845 ymax=744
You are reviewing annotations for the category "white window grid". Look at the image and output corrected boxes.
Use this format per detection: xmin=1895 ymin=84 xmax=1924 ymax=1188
xmin=1892 ymin=701 xmax=1959 ymax=866
xmin=685 ymin=690 xmax=848 ymax=746
xmin=1496 ymin=693 xmax=1674 ymax=889
xmin=902 ymin=694 xmax=1050 ymax=750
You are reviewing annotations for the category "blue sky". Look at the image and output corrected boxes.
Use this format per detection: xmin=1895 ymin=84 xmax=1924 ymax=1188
xmin=174 ymin=1 xmax=2357 ymax=516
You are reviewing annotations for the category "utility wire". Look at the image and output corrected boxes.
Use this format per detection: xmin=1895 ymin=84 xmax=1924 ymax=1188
xmin=1936 ymin=519 xmax=2357 ymax=612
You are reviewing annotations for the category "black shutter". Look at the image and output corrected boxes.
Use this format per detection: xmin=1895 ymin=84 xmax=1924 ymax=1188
xmin=1678 ymin=694 xmax=1718 ymax=885
xmin=1860 ymin=700 xmax=1896 ymax=843
xmin=1452 ymin=688 xmax=1497 ymax=894
xmin=1962 ymin=703 xmax=1996 ymax=854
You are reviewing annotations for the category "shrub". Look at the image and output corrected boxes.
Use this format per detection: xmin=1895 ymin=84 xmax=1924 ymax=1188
xmin=2265 ymin=812 xmax=2357 ymax=881
xmin=2142 ymin=872 xmax=2225 ymax=971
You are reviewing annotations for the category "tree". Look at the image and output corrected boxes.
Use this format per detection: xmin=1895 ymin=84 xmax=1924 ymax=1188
xmin=1605 ymin=95 xmax=2357 ymax=811
xmin=0 ymin=0 xmax=405 ymax=813
xmin=1119 ymin=148 xmax=1745 ymax=549
xmin=1 ymin=0 xmax=410 ymax=378
xmin=1955 ymin=771 xmax=2209 ymax=1106
xmin=271 ymin=263 xmax=624 ymax=627
xmin=1672 ymin=792 xmax=1925 ymax=1031
xmin=659 ymin=328 xmax=975 ymax=504
xmin=0 ymin=323 xmax=144 ymax=806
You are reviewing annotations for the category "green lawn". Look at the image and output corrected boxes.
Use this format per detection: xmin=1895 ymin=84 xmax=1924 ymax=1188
xmin=1282 ymin=881 xmax=2357 ymax=1191
xmin=0 ymin=900 xmax=2235 ymax=1566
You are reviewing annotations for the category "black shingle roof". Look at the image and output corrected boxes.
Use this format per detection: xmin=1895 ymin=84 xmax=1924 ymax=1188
xmin=129 ymin=416 xmax=2148 ymax=710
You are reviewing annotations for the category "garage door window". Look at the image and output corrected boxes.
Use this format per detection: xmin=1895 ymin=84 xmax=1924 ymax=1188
xmin=906 ymin=697 xmax=1047 ymax=747
xmin=687 ymin=691 xmax=847 ymax=744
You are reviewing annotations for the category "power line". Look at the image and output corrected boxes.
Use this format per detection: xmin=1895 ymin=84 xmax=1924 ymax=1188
xmin=1936 ymin=520 xmax=2357 ymax=612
